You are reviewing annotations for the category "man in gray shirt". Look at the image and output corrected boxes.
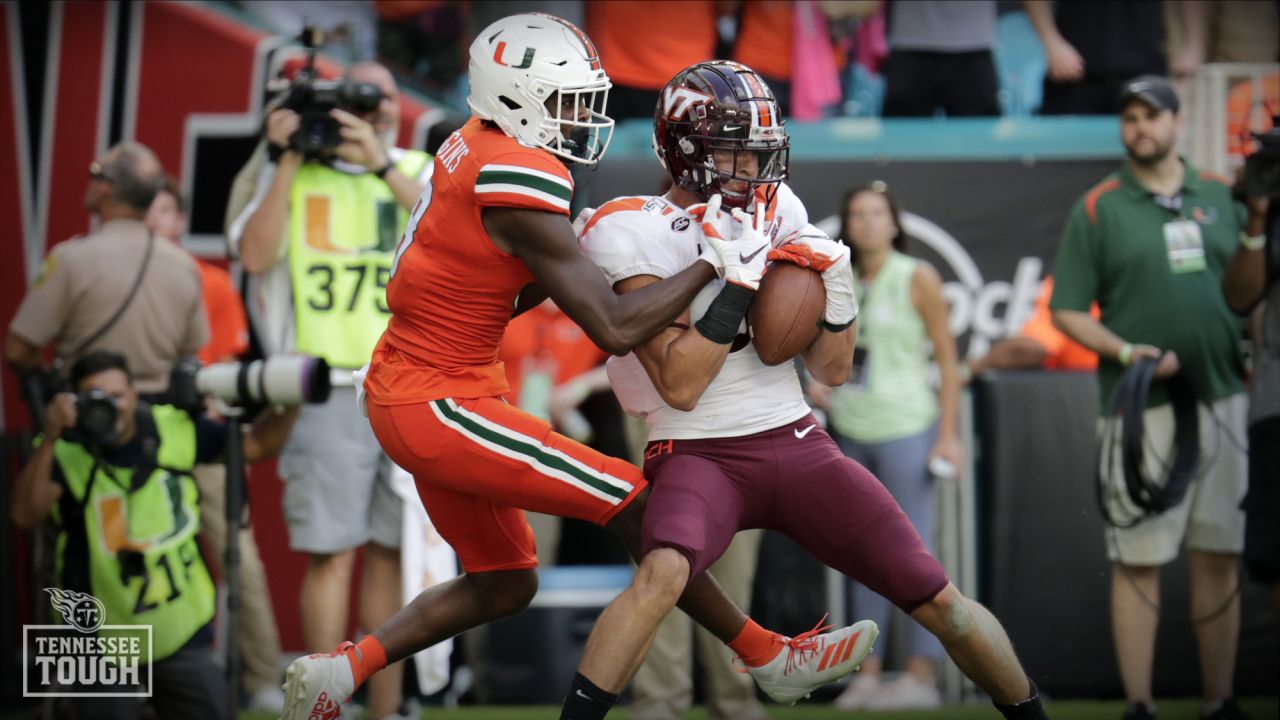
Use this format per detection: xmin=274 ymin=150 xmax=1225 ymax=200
xmin=6 ymin=141 xmax=208 ymax=398
xmin=882 ymin=0 xmax=1001 ymax=117
xmin=1223 ymin=197 xmax=1280 ymax=637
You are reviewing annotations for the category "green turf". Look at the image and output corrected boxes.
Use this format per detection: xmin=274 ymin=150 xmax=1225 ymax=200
xmin=230 ymin=698 xmax=1278 ymax=720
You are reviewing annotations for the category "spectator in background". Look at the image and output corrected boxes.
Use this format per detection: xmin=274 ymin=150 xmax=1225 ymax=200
xmin=1222 ymin=192 xmax=1279 ymax=641
xmin=10 ymin=351 xmax=296 ymax=720
xmin=962 ymin=276 xmax=1098 ymax=380
xmin=880 ymin=0 xmax=1001 ymax=117
xmin=1049 ymin=75 xmax=1261 ymax=720
xmin=147 ymin=180 xmax=249 ymax=366
xmin=1027 ymin=0 xmax=1167 ymax=116
xmin=5 ymin=142 xmax=207 ymax=403
xmin=731 ymin=1 xmax=794 ymax=115
xmin=1165 ymin=1 xmax=1279 ymax=84
xmin=226 ymin=61 xmax=432 ymax=720
xmin=808 ymin=182 xmax=961 ymax=710
xmin=587 ymin=1 xmax=721 ymax=120
xmin=145 ymin=180 xmax=285 ymax=713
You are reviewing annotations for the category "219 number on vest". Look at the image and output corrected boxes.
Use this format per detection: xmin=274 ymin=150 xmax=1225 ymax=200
xmin=306 ymin=262 xmax=392 ymax=314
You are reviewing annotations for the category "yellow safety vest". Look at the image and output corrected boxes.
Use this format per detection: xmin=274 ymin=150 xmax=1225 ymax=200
xmin=288 ymin=151 xmax=431 ymax=368
xmin=51 ymin=405 xmax=215 ymax=662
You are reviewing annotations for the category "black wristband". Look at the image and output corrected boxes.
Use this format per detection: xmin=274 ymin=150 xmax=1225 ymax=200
xmin=266 ymin=141 xmax=287 ymax=164
xmin=822 ymin=317 xmax=855 ymax=333
xmin=373 ymin=161 xmax=394 ymax=179
xmin=694 ymin=283 xmax=754 ymax=344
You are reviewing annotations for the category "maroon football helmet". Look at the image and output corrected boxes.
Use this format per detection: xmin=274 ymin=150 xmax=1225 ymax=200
xmin=653 ymin=61 xmax=789 ymax=210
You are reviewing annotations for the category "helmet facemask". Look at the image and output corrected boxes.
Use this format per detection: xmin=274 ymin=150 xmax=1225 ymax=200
xmin=540 ymin=84 xmax=614 ymax=165
xmin=671 ymin=106 xmax=789 ymax=211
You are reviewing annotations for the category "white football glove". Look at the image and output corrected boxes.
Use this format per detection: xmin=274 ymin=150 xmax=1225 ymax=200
xmin=696 ymin=195 xmax=769 ymax=291
xmin=771 ymin=225 xmax=858 ymax=326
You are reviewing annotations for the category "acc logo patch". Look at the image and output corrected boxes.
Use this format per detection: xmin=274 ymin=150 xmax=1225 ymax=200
xmin=671 ymin=217 xmax=691 ymax=232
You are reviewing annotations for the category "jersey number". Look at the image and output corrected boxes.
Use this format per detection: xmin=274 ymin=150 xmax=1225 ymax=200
xmin=306 ymin=263 xmax=391 ymax=314
xmin=131 ymin=539 xmax=200 ymax=615
xmin=389 ymin=184 xmax=433 ymax=279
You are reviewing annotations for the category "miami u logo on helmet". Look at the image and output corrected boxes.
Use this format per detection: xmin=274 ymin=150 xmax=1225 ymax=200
xmin=493 ymin=41 xmax=535 ymax=69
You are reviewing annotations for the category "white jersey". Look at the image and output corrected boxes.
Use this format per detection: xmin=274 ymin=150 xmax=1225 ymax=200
xmin=579 ymin=183 xmax=813 ymax=441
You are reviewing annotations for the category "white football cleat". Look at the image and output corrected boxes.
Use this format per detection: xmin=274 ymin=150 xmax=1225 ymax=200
xmin=746 ymin=618 xmax=879 ymax=705
xmin=280 ymin=642 xmax=357 ymax=720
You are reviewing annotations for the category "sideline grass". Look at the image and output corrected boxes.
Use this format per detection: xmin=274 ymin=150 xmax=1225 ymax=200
xmin=231 ymin=697 xmax=1278 ymax=720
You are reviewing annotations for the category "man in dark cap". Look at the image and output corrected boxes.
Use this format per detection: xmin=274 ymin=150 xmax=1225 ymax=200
xmin=1049 ymin=75 xmax=1266 ymax=720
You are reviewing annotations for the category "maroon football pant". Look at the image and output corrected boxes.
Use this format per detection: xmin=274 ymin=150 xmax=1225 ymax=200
xmin=641 ymin=414 xmax=949 ymax=613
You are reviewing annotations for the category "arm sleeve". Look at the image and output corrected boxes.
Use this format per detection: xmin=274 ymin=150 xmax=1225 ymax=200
xmin=580 ymin=215 xmax=684 ymax=285
xmin=474 ymin=151 xmax=574 ymax=216
xmin=193 ymin=415 xmax=227 ymax=464
xmin=1048 ymin=200 xmax=1100 ymax=313
xmin=9 ymin=245 xmax=76 ymax=347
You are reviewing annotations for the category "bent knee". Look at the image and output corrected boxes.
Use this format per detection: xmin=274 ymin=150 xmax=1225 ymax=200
xmin=469 ymin=569 xmax=539 ymax=618
xmin=914 ymin=583 xmax=976 ymax=640
xmin=633 ymin=548 xmax=690 ymax=606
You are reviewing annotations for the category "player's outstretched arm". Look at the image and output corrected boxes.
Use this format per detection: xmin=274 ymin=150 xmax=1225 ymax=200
xmin=615 ymin=275 xmax=730 ymax=411
xmin=484 ymin=207 xmax=717 ymax=354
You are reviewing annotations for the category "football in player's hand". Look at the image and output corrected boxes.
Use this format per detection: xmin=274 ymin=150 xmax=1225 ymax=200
xmin=747 ymin=261 xmax=825 ymax=366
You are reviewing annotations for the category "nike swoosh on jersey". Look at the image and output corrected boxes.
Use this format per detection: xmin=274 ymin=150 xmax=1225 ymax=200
xmin=740 ymin=244 xmax=766 ymax=263
xmin=794 ymin=424 xmax=816 ymax=438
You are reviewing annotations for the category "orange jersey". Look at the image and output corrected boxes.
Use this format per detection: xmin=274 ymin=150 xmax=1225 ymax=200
xmin=194 ymin=260 xmax=249 ymax=365
xmin=367 ymin=119 xmax=575 ymax=405
xmin=1020 ymin=276 xmax=1098 ymax=372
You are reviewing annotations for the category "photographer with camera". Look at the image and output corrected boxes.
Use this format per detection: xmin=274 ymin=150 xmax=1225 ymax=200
xmin=1222 ymin=145 xmax=1280 ymax=640
xmin=226 ymin=54 xmax=430 ymax=720
xmin=9 ymin=351 xmax=297 ymax=720
xmin=1049 ymin=75 xmax=1264 ymax=720
xmin=5 ymin=142 xmax=208 ymax=417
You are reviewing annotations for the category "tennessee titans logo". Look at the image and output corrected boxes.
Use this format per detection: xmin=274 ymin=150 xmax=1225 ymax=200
xmin=45 ymin=587 xmax=106 ymax=633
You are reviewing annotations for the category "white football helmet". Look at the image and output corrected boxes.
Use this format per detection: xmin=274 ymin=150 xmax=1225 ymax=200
xmin=468 ymin=13 xmax=614 ymax=165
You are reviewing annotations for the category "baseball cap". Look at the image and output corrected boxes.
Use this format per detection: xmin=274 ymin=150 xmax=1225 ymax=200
xmin=1118 ymin=75 xmax=1180 ymax=114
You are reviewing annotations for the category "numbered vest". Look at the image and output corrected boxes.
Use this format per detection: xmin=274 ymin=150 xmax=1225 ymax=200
xmin=51 ymin=405 xmax=215 ymax=662
xmin=289 ymin=152 xmax=431 ymax=368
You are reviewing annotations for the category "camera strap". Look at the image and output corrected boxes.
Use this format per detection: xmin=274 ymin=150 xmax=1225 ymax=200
xmin=69 ymin=232 xmax=156 ymax=359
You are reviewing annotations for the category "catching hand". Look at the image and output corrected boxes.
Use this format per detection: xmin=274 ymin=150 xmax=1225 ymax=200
xmin=698 ymin=195 xmax=769 ymax=291
xmin=771 ymin=226 xmax=857 ymax=326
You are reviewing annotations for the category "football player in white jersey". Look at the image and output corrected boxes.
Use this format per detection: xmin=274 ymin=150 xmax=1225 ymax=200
xmin=572 ymin=61 xmax=1051 ymax=720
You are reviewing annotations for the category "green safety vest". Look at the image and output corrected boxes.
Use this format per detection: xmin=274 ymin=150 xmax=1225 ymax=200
xmin=51 ymin=405 xmax=216 ymax=662
xmin=288 ymin=151 xmax=432 ymax=368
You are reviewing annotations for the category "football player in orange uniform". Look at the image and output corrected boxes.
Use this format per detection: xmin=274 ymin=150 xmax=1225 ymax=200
xmin=280 ymin=13 xmax=869 ymax=720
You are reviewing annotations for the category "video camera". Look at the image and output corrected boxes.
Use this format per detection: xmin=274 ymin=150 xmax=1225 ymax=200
xmin=278 ymin=26 xmax=383 ymax=159
xmin=1245 ymin=116 xmax=1280 ymax=197
xmin=168 ymin=355 xmax=332 ymax=413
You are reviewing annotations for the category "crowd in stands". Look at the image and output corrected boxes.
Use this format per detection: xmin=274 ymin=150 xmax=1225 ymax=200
xmin=232 ymin=0 xmax=1277 ymax=120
